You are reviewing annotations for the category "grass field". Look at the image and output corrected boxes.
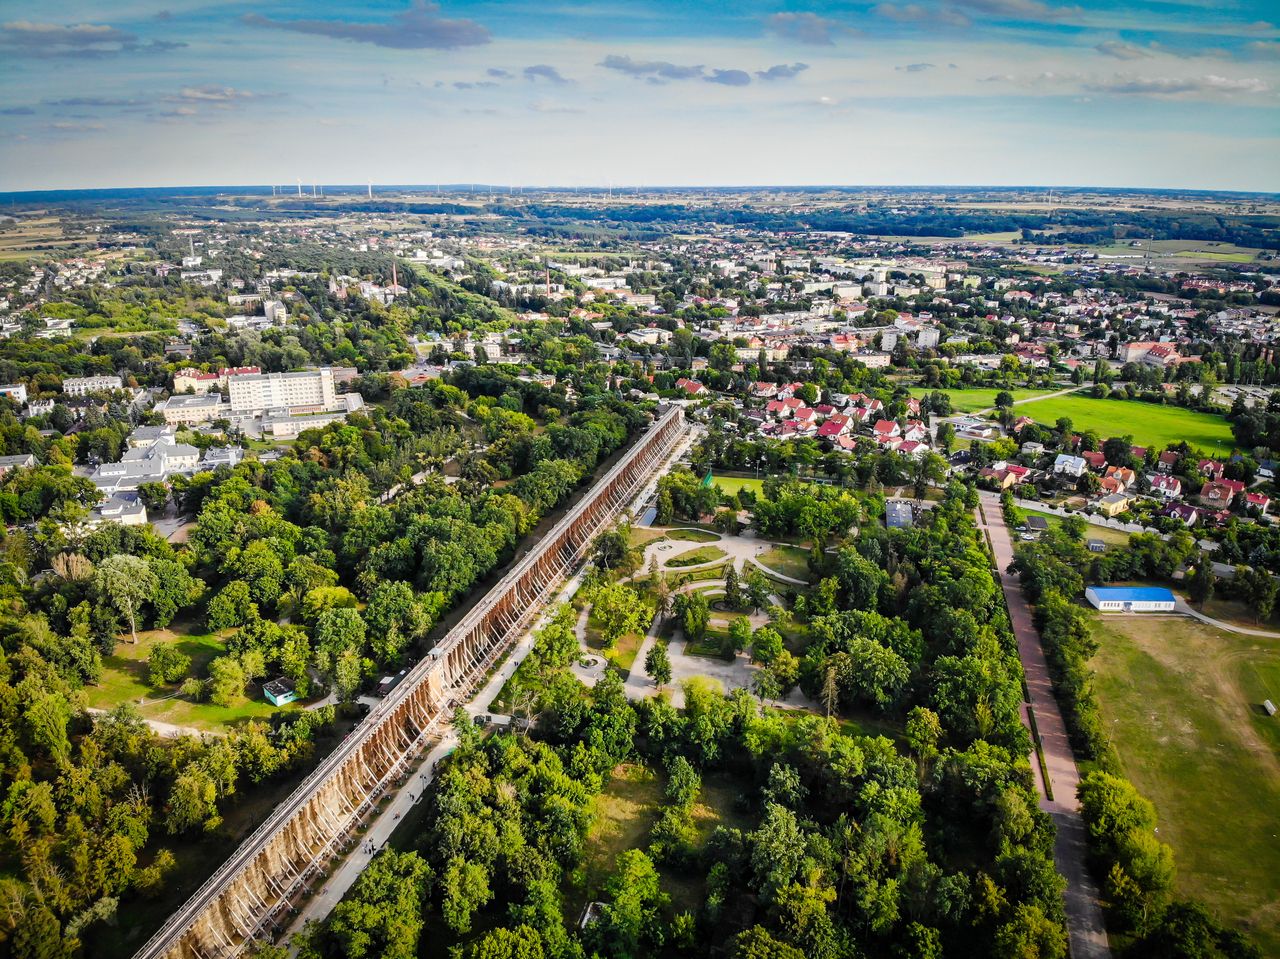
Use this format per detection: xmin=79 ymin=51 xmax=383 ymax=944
xmin=630 ymin=526 xmax=720 ymax=547
xmin=1020 ymin=509 xmax=1131 ymax=547
xmin=1088 ymin=612 xmax=1280 ymax=953
xmin=665 ymin=544 xmax=727 ymax=568
xmin=757 ymin=545 xmax=811 ymax=581
xmin=712 ymin=474 xmax=765 ymax=495
xmin=907 ymin=387 xmax=1057 ymax=413
xmin=85 ymin=623 xmax=302 ymax=731
xmin=568 ymin=762 xmax=752 ymax=921
xmin=583 ymin=608 xmax=648 ymax=675
xmin=1018 ymin=395 xmax=1235 ymax=456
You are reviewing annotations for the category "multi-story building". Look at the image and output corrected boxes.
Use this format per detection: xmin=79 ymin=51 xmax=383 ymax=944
xmin=229 ymin=367 xmax=338 ymax=415
xmin=0 ymin=384 xmax=27 ymax=405
xmin=160 ymin=393 xmax=229 ymax=425
xmin=173 ymin=368 xmax=220 ymax=394
xmin=63 ymin=374 xmax=122 ymax=396
xmin=91 ymin=432 xmax=201 ymax=494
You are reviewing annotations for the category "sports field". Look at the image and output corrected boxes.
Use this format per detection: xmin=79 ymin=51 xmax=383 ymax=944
xmin=907 ymin=387 xmax=1055 ymax=413
xmin=1017 ymin=395 xmax=1235 ymax=455
xmin=1089 ymin=612 xmax=1280 ymax=953
xmin=711 ymin=473 xmax=765 ymax=495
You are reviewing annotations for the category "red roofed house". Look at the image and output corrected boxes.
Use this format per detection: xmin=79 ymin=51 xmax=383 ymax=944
xmin=753 ymin=382 xmax=778 ymax=398
xmin=1081 ymin=450 xmax=1107 ymax=471
xmin=1104 ymin=465 xmax=1136 ymax=490
xmin=675 ymin=377 xmax=707 ymax=396
xmin=902 ymin=421 xmax=929 ymax=442
xmin=1198 ymin=459 xmax=1224 ymax=480
xmin=872 ymin=419 xmax=901 ymax=439
xmin=1246 ymin=491 xmax=1271 ymax=513
xmin=817 ymin=414 xmax=853 ymax=439
xmin=1199 ymin=479 xmax=1244 ymax=508
xmin=1148 ymin=474 xmax=1182 ymax=500
xmin=1157 ymin=450 xmax=1179 ymax=473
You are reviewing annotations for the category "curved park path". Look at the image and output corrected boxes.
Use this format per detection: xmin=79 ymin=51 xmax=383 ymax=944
xmin=977 ymin=491 xmax=1111 ymax=959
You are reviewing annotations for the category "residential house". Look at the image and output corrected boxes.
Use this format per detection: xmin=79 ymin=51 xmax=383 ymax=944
xmin=872 ymin=419 xmax=901 ymax=440
xmin=1098 ymin=492 xmax=1133 ymax=517
xmin=817 ymin=414 xmax=853 ymax=439
xmin=1199 ymin=479 xmax=1244 ymax=508
xmin=1053 ymin=454 xmax=1087 ymax=479
xmin=1198 ymin=459 xmax=1225 ymax=480
xmin=1148 ymin=474 xmax=1182 ymax=501
xmin=1081 ymin=450 xmax=1107 ymax=471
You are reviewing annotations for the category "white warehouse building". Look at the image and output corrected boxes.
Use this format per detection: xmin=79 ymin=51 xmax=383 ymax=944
xmin=1084 ymin=586 xmax=1176 ymax=612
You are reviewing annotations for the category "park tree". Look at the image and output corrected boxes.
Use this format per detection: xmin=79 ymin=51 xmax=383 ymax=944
xmin=591 ymin=581 xmax=645 ymax=649
xmin=675 ymin=592 xmax=710 ymax=643
xmin=723 ymin=564 xmax=743 ymax=610
xmin=590 ymin=849 xmax=669 ymax=959
xmin=728 ymin=616 xmax=753 ymax=655
xmin=751 ymin=626 xmax=783 ymax=665
xmin=206 ymin=580 xmax=257 ymax=632
xmin=208 ymin=656 xmax=248 ymax=707
xmin=644 ymin=642 xmax=672 ymax=686
xmin=148 ymin=643 xmax=191 ymax=687
xmin=1187 ymin=561 xmax=1215 ymax=607
xmin=95 ymin=554 xmax=158 ymax=643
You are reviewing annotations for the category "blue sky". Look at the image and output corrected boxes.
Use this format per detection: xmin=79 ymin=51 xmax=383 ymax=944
xmin=0 ymin=0 xmax=1276 ymax=191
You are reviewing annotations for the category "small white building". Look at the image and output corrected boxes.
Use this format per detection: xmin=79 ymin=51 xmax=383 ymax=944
xmin=1084 ymin=586 xmax=1175 ymax=612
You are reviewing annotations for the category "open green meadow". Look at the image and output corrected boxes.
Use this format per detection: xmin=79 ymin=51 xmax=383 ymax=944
xmin=1088 ymin=612 xmax=1280 ymax=953
xmin=907 ymin=387 xmax=1056 ymax=413
xmin=568 ymin=762 xmax=754 ymax=921
xmin=1017 ymin=394 xmax=1235 ymax=455
xmin=85 ymin=623 xmax=302 ymax=731
xmin=711 ymin=473 xmax=765 ymax=496
xmin=757 ymin=544 xmax=811 ymax=581
xmin=1019 ymin=509 xmax=1131 ymax=547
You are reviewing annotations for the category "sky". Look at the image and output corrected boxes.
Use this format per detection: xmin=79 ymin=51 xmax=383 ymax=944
xmin=0 ymin=0 xmax=1277 ymax=192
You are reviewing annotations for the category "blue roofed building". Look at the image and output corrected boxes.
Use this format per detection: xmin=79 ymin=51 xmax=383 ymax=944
xmin=1084 ymin=586 xmax=1176 ymax=612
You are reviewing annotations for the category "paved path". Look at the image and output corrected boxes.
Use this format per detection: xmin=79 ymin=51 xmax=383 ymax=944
xmin=1173 ymin=597 xmax=1280 ymax=638
xmin=978 ymin=491 xmax=1110 ymax=959
xmin=85 ymin=706 xmax=219 ymax=739
xmin=967 ymin=385 xmax=1083 ymax=417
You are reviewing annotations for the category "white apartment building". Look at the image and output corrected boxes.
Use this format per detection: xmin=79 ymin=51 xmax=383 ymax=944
xmin=229 ymin=368 xmax=338 ymax=415
xmin=63 ymin=375 xmax=123 ymax=396
xmin=0 ymin=384 xmax=28 ymax=405
xmin=160 ymin=393 xmax=229 ymax=425
xmin=91 ymin=432 xmax=200 ymax=493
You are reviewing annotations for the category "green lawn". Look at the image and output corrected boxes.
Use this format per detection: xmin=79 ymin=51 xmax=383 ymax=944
xmin=1019 ymin=509 xmax=1131 ymax=547
xmin=1088 ymin=612 xmax=1280 ymax=952
xmin=86 ymin=623 xmax=303 ymax=731
xmin=907 ymin=387 xmax=1056 ymax=413
xmin=757 ymin=545 xmax=811 ymax=581
xmin=712 ymin=474 xmax=764 ymax=496
xmin=668 ymin=528 xmax=720 ymax=543
xmin=629 ymin=527 xmax=720 ymax=548
xmin=568 ymin=763 xmax=754 ymax=923
xmin=1016 ymin=395 xmax=1235 ymax=456
xmin=665 ymin=545 xmax=728 ymax=568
